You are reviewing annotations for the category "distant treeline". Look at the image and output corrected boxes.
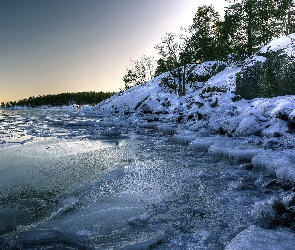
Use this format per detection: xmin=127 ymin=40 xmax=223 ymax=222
xmin=1 ymin=91 xmax=115 ymax=108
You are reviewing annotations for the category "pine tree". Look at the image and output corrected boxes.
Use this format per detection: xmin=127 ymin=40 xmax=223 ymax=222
xmin=222 ymin=0 xmax=294 ymax=60
xmin=286 ymin=1 xmax=295 ymax=34
xmin=187 ymin=5 xmax=222 ymax=63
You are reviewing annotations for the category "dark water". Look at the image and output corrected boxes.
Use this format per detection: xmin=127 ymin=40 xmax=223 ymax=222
xmin=0 ymin=109 xmax=278 ymax=249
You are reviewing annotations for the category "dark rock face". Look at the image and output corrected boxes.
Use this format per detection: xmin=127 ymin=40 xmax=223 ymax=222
xmin=236 ymin=50 xmax=295 ymax=100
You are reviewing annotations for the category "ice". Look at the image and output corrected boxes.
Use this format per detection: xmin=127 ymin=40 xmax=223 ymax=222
xmin=2 ymin=34 xmax=295 ymax=248
xmin=208 ymin=139 xmax=263 ymax=162
xmin=225 ymin=226 xmax=295 ymax=250
xmin=277 ymin=166 xmax=295 ymax=186
xmin=1 ymin=109 xmax=294 ymax=249
xmin=64 ymin=120 xmax=96 ymax=126
xmin=156 ymin=124 xmax=178 ymax=135
xmin=0 ymin=209 xmax=34 ymax=236
xmin=188 ymin=136 xmax=231 ymax=151
xmin=170 ymin=130 xmax=198 ymax=144
xmin=100 ymin=127 xmax=122 ymax=137
xmin=252 ymin=202 xmax=276 ymax=228
xmin=0 ymin=136 xmax=135 ymax=206
xmin=252 ymin=150 xmax=295 ymax=186
xmin=120 ymin=235 xmax=165 ymax=250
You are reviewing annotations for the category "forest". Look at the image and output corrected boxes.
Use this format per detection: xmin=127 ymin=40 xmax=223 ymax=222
xmin=1 ymin=91 xmax=114 ymax=108
xmin=123 ymin=0 xmax=295 ymax=98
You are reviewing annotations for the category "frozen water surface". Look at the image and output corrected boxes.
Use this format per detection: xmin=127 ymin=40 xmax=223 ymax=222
xmin=0 ymin=110 xmax=294 ymax=249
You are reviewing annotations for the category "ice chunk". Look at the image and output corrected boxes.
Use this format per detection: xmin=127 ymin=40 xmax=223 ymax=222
xmin=64 ymin=120 xmax=96 ymax=127
xmin=101 ymin=127 xmax=122 ymax=137
xmin=276 ymin=166 xmax=295 ymax=187
xmin=189 ymin=136 xmax=231 ymax=151
xmin=208 ymin=140 xmax=263 ymax=162
xmin=225 ymin=226 xmax=295 ymax=250
xmin=252 ymin=202 xmax=275 ymax=229
xmin=120 ymin=235 xmax=165 ymax=250
xmin=252 ymin=150 xmax=295 ymax=186
xmin=157 ymin=124 xmax=177 ymax=134
xmin=170 ymin=131 xmax=197 ymax=144
xmin=252 ymin=150 xmax=289 ymax=172
xmin=189 ymin=138 xmax=216 ymax=151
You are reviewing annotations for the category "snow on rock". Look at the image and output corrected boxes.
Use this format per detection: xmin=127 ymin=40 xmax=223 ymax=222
xmin=243 ymin=54 xmax=267 ymax=68
xmin=259 ymin=33 xmax=295 ymax=57
xmin=261 ymin=118 xmax=289 ymax=138
xmin=201 ymin=66 xmax=240 ymax=93
xmin=220 ymin=114 xmax=247 ymax=135
xmin=80 ymin=76 xmax=163 ymax=116
xmin=189 ymin=61 xmax=226 ymax=78
xmin=235 ymin=115 xmax=262 ymax=137
xmin=225 ymin=226 xmax=295 ymax=250
xmin=288 ymin=109 xmax=295 ymax=123
xmin=270 ymin=98 xmax=295 ymax=120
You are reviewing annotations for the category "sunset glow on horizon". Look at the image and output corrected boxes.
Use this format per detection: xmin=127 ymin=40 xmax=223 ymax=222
xmin=0 ymin=0 xmax=228 ymax=103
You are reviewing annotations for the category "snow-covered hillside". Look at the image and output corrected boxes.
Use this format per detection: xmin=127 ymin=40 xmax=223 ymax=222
xmin=80 ymin=34 xmax=295 ymax=248
xmin=81 ymin=34 xmax=295 ymax=184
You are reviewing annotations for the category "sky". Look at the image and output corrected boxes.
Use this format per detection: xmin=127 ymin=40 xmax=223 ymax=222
xmin=0 ymin=0 xmax=228 ymax=103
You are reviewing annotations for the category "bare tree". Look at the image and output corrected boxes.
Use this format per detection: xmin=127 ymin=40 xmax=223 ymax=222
xmin=122 ymin=55 xmax=155 ymax=89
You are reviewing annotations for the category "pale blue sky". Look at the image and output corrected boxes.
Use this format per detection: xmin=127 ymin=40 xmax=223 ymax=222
xmin=0 ymin=0 xmax=228 ymax=102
